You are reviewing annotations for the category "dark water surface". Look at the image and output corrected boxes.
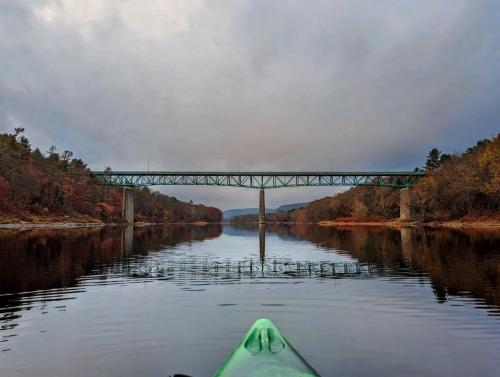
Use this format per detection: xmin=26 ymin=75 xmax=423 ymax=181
xmin=0 ymin=224 xmax=499 ymax=377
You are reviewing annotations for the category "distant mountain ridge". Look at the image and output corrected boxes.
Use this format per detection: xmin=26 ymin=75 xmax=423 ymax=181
xmin=223 ymin=208 xmax=261 ymax=219
xmin=223 ymin=202 xmax=308 ymax=219
xmin=276 ymin=203 xmax=309 ymax=212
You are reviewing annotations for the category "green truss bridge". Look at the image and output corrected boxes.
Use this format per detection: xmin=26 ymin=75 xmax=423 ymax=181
xmin=90 ymin=170 xmax=424 ymax=224
xmin=91 ymin=171 xmax=423 ymax=189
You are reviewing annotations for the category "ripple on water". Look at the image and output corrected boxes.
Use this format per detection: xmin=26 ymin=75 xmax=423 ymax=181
xmin=0 ymin=225 xmax=499 ymax=377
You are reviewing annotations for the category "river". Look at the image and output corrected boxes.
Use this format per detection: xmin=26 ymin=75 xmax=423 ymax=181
xmin=1 ymin=224 xmax=499 ymax=376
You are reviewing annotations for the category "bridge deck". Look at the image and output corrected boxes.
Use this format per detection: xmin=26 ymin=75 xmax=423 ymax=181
xmin=91 ymin=171 xmax=424 ymax=189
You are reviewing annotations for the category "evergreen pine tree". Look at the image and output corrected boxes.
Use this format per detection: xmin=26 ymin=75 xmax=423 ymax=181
xmin=425 ymin=148 xmax=442 ymax=169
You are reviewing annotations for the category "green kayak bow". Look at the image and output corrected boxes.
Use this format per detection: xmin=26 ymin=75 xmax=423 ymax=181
xmin=214 ymin=318 xmax=320 ymax=377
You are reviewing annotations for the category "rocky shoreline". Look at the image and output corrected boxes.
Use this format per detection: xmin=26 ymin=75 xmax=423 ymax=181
xmin=317 ymin=219 xmax=500 ymax=229
xmin=2 ymin=217 xmax=499 ymax=230
xmin=0 ymin=220 xmax=217 ymax=229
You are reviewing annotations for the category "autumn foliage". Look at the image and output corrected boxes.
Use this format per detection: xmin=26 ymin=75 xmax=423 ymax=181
xmin=0 ymin=131 xmax=222 ymax=223
xmin=234 ymin=135 xmax=500 ymax=224
xmin=294 ymin=135 xmax=500 ymax=223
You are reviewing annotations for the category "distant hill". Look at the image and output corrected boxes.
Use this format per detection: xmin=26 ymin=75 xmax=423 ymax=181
xmin=276 ymin=203 xmax=309 ymax=212
xmin=229 ymin=136 xmax=499 ymax=224
xmin=223 ymin=202 xmax=308 ymax=219
xmin=279 ymin=135 xmax=500 ymax=223
xmin=223 ymin=208 xmax=279 ymax=219
xmin=0 ymin=130 xmax=223 ymax=224
xmin=223 ymin=208 xmax=262 ymax=219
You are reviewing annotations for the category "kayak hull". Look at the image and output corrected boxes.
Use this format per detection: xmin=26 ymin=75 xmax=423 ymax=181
xmin=214 ymin=318 xmax=320 ymax=377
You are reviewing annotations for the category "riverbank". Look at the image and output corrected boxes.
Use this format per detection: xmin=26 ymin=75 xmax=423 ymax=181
xmin=229 ymin=217 xmax=500 ymax=229
xmin=3 ymin=216 xmax=499 ymax=229
xmin=0 ymin=215 xmax=219 ymax=229
xmin=318 ymin=219 xmax=408 ymax=227
xmin=0 ymin=215 xmax=104 ymax=228
xmin=318 ymin=217 xmax=500 ymax=228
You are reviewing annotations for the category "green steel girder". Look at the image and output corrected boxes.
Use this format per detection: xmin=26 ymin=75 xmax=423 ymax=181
xmin=91 ymin=171 xmax=424 ymax=189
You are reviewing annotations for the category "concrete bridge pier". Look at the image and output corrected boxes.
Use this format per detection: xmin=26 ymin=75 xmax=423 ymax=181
xmin=400 ymin=187 xmax=412 ymax=221
xmin=259 ymin=189 xmax=266 ymax=224
xmin=122 ymin=187 xmax=134 ymax=224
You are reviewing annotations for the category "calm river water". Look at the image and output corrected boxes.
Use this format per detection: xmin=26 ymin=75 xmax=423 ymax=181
xmin=0 ymin=224 xmax=499 ymax=377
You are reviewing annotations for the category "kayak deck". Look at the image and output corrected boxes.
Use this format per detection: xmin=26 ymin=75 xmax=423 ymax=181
xmin=214 ymin=318 xmax=320 ymax=377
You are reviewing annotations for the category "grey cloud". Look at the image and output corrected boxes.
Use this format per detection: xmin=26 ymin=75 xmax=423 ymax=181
xmin=1 ymin=0 xmax=499 ymax=209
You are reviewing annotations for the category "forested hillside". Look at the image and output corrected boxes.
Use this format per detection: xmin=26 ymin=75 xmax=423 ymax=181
xmin=233 ymin=135 xmax=499 ymax=224
xmin=0 ymin=129 xmax=222 ymax=223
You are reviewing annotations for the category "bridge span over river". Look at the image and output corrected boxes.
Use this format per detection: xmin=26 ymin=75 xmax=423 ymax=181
xmin=91 ymin=171 xmax=424 ymax=224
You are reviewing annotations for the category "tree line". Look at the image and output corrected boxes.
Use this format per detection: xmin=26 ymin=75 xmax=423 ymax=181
xmin=232 ymin=135 xmax=499 ymax=224
xmin=0 ymin=129 xmax=222 ymax=223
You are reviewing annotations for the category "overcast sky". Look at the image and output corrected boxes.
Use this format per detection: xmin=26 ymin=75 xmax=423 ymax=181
xmin=1 ymin=0 xmax=499 ymax=209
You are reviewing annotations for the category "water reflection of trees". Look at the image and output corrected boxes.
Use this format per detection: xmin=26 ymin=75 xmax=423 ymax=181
xmin=1 ymin=223 xmax=498 ymax=325
xmin=262 ymin=224 xmax=500 ymax=309
xmin=0 ymin=225 xmax=223 ymax=313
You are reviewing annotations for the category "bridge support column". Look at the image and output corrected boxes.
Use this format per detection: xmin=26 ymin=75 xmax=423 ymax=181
xmin=122 ymin=187 xmax=134 ymax=224
xmin=259 ymin=189 xmax=266 ymax=224
xmin=400 ymin=187 xmax=412 ymax=221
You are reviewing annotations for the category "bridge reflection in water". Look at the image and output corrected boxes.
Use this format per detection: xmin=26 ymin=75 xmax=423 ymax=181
xmin=120 ymin=224 xmax=375 ymax=280
xmin=2 ymin=223 xmax=499 ymax=376
xmin=1 ymin=224 xmax=499 ymax=315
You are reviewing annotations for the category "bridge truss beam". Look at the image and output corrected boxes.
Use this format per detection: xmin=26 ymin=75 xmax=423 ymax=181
xmin=91 ymin=171 xmax=424 ymax=189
